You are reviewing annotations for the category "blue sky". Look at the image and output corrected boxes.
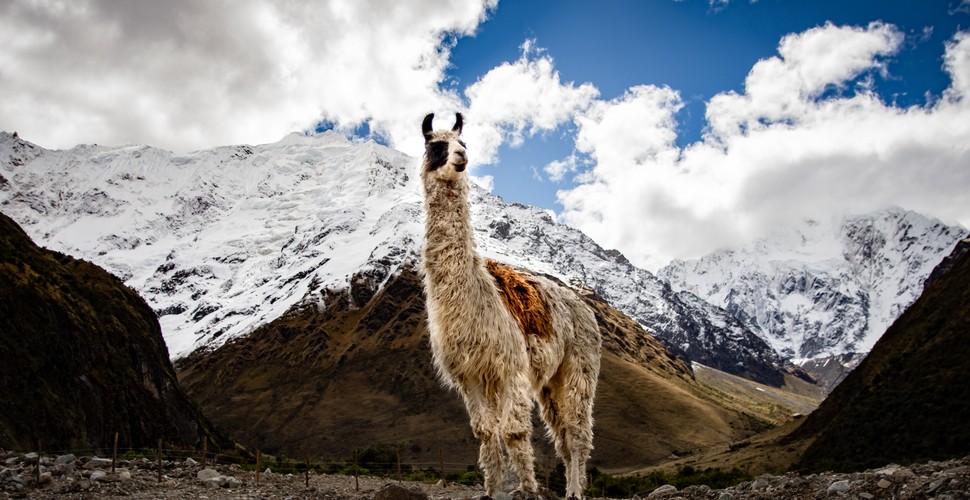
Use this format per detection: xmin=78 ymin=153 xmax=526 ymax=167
xmin=448 ymin=0 xmax=969 ymax=211
xmin=2 ymin=0 xmax=969 ymax=269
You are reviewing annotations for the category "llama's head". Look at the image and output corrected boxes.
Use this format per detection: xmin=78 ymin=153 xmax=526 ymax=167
xmin=422 ymin=112 xmax=467 ymax=182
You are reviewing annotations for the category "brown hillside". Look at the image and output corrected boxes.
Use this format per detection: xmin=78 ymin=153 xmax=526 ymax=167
xmin=177 ymin=265 xmax=774 ymax=471
xmin=0 ymin=212 xmax=227 ymax=452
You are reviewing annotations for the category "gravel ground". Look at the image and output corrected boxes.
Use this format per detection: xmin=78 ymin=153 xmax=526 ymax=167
xmin=0 ymin=452 xmax=484 ymax=499
xmin=4 ymin=450 xmax=970 ymax=499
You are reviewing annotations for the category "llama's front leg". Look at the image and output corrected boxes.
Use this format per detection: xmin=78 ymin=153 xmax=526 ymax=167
xmin=504 ymin=378 xmax=539 ymax=494
xmin=466 ymin=393 xmax=504 ymax=498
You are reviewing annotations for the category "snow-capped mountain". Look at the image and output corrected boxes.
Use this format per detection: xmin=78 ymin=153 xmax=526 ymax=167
xmin=0 ymin=130 xmax=784 ymax=383
xmin=658 ymin=210 xmax=966 ymax=361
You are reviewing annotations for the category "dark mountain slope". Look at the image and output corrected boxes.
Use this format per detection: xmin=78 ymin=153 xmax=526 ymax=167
xmin=177 ymin=265 xmax=772 ymax=471
xmin=792 ymin=235 xmax=970 ymax=473
xmin=0 ymin=212 xmax=226 ymax=452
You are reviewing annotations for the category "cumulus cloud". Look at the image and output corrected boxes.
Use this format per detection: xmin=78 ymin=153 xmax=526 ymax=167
xmin=558 ymin=23 xmax=970 ymax=271
xmin=0 ymin=0 xmax=494 ymax=154
xmin=462 ymin=40 xmax=599 ymax=166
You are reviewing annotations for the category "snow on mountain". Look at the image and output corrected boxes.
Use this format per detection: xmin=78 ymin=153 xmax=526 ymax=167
xmin=658 ymin=210 xmax=966 ymax=361
xmin=0 ymin=130 xmax=782 ymax=383
xmin=0 ymin=130 xmax=419 ymax=357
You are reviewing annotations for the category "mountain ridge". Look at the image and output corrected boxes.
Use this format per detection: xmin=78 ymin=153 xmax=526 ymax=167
xmin=0 ymin=130 xmax=786 ymax=385
xmin=659 ymin=209 xmax=965 ymax=364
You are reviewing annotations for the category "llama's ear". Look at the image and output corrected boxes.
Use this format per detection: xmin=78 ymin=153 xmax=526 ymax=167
xmin=452 ymin=113 xmax=463 ymax=135
xmin=422 ymin=113 xmax=435 ymax=142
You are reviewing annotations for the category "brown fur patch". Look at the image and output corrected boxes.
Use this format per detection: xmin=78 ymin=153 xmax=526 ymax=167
xmin=485 ymin=259 xmax=555 ymax=341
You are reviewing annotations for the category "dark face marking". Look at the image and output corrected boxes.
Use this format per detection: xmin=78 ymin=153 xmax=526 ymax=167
xmin=425 ymin=140 xmax=450 ymax=171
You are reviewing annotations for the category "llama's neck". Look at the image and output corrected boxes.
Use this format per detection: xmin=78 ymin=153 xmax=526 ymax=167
xmin=421 ymin=175 xmax=481 ymax=294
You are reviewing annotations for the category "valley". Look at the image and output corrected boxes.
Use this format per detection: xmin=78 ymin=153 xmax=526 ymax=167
xmin=1 ymin=129 xmax=968 ymax=497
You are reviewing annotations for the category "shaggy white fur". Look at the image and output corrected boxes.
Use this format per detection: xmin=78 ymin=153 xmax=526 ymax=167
xmin=419 ymin=113 xmax=602 ymax=500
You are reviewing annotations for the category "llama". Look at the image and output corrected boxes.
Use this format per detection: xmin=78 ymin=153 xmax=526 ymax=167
xmin=419 ymin=112 xmax=602 ymax=500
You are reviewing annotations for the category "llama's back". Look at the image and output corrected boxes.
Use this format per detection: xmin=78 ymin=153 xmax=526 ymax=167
xmin=533 ymin=275 xmax=602 ymax=365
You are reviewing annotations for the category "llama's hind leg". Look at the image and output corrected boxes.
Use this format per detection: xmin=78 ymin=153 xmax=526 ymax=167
xmin=503 ymin=376 xmax=539 ymax=494
xmin=539 ymin=377 xmax=595 ymax=500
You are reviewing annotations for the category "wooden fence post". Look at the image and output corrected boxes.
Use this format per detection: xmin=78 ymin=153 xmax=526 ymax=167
xmin=112 ymin=432 xmax=118 ymax=473
xmin=353 ymin=448 xmax=359 ymax=492
xmin=157 ymin=438 xmax=162 ymax=483
xmin=256 ymin=450 xmax=261 ymax=486
xmin=35 ymin=440 xmax=41 ymax=483
xmin=305 ymin=455 xmax=310 ymax=488
xmin=439 ymin=449 xmax=446 ymax=485
xmin=396 ymin=448 xmax=402 ymax=482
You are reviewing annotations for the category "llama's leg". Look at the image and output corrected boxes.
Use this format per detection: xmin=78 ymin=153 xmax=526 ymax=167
xmin=538 ymin=383 xmax=571 ymax=468
xmin=561 ymin=396 xmax=594 ymax=500
xmin=540 ymin=369 xmax=595 ymax=500
xmin=465 ymin=389 xmax=505 ymax=498
xmin=503 ymin=375 xmax=539 ymax=494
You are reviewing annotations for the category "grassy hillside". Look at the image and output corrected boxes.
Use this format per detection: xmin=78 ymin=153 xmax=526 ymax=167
xmin=178 ymin=266 xmax=788 ymax=471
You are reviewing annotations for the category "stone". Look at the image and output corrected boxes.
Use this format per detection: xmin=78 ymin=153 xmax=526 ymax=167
xmin=4 ymin=457 xmax=19 ymax=465
xmin=750 ymin=477 xmax=770 ymax=491
xmin=23 ymin=453 xmax=38 ymax=464
xmin=54 ymin=454 xmax=75 ymax=465
xmin=873 ymin=465 xmax=901 ymax=475
xmin=197 ymin=468 xmax=220 ymax=481
xmin=892 ymin=469 xmax=916 ymax=480
xmin=373 ymin=483 xmax=430 ymax=500
xmin=928 ymin=478 xmax=948 ymax=493
xmin=225 ymin=476 xmax=243 ymax=488
xmin=203 ymin=477 xmax=224 ymax=488
xmin=877 ymin=478 xmax=893 ymax=489
xmin=648 ymin=484 xmax=678 ymax=498
xmin=859 ymin=493 xmax=874 ymax=499
xmin=89 ymin=471 xmax=106 ymax=481
xmin=84 ymin=457 xmax=113 ymax=468
xmin=718 ymin=493 xmax=735 ymax=500
xmin=827 ymin=479 xmax=850 ymax=494
xmin=184 ymin=457 xmax=198 ymax=465
xmin=37 ymin=471 xmax=52 ymax=485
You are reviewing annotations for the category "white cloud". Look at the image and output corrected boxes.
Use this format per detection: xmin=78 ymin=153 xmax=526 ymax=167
xmin=705 ymin=22 xmax=903 ymax=141
xmin=544 ymin=155 xmax=579 ymax=182
xmin=462 ymin=40 xmax=599 ymax=166
xmin=0 ymin=0 xmax=495 ymax=154
xmin=559 ymin=23 xmax=970 ymax=271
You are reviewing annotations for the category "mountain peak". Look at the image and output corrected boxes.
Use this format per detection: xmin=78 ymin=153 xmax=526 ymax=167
xmin=660 ymin=208 xmax=967 ymax=361
xmin=273 ymin=130 xmax=351 ymax=147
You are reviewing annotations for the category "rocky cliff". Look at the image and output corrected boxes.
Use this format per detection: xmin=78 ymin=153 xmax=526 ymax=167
xmin=0 ymin=212 xmax=226 ymax=452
